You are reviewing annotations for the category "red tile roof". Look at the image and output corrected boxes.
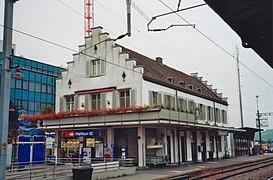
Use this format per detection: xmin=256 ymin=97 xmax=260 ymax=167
xmin=120 ymin=46 xmax=228 ymax=105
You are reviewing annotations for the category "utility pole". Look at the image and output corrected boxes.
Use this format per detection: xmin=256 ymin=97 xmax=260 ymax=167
xmin=236 ymin=46 xmax=244 ymax=128
xmin=255 ymin=95 xmax=262 ymax=154
xmin=0 ymin=0 xmax=16 ymax=178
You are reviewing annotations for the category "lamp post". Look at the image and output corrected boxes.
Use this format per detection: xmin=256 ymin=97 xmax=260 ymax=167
xmin=0 ymin=0 xmax=17 ymax=178
xmin=255 ymin=95 xmax=262 ymax=154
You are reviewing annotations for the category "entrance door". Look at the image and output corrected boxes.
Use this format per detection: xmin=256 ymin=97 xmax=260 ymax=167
xmin=201 ymin=132 xmax=207 ymax=162
xmin=191 ymin=131 xmax=197 ymax=163
xmin=180 ymin=136 xmax=186 ymax=162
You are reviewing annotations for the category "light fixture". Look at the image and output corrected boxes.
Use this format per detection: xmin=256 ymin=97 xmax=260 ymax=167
xmin=9 ymin=100 xmax=15 ymax=112
xmin=18 ymin=106 xmax=26 ymax=113
xmin=81 ymin=103 xmax=85 ymax=107
xmin=12 ymin=67 xmax=24 ymax=78
xmin=122 ymin=72 xmax=126 ymax=81
xmin=68 ymin=79 xmax=72 ymax=88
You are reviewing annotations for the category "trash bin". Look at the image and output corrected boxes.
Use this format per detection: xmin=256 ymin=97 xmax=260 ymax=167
xmin=72 ymin=167 xmax=93 ymax=180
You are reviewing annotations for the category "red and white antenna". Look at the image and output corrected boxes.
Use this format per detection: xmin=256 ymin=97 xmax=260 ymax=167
xmin=84 ymin=0 xmax=94 ymax=37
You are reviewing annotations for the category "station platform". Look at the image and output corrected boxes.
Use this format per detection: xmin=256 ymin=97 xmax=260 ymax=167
xmin=111 ymin=154 xmax=273 ymax=180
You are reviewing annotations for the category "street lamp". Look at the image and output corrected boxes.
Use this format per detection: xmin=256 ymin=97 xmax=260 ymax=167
xmin=255 ymin=95 xmax=262 ymax=154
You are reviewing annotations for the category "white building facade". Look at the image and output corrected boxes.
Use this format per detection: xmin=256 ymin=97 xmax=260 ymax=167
xmin=43 ymin=27 xmax=243 ymax=167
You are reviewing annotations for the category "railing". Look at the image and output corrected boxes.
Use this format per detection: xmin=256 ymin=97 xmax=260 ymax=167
xmin=6 ymin=158 xmax=124 ymax=179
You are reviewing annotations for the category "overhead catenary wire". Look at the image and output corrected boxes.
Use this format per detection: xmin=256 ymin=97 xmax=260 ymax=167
xmin=157 ymin=0 xmax=273 ymax=89
xmin=2 ymin=23 xmax=272 ymax=112
xmin=4 ymin=1 xmax=272 ymax=110
xmin=92 ymin=0 xmax=273 ymax=110
xmin=0 ymin=24 xmax=143 ymax=75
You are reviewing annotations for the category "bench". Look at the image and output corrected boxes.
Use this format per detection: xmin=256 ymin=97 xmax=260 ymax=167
xmin=147 ymin=156 xmax=167 ymax=167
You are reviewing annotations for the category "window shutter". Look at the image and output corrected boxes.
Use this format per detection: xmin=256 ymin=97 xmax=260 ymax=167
xmin=116 ymin=91 xmax=120 ymax=108
xmin=86 ymin=61 xmax=90 ymax=77
xmin=112 ymin=91 xmax=120 ymax=108
xmin=74 ymin=95 xmax=79 ymax=110
xmin=112 ymin=91 xmax=116 ymax=108
xmin=182 ymin=99 xmax=187 ymax=112
xmin=100 ymin=59 xmax=106 ymax=75
xmin=177 ymin=98 xmax=181 ymax=111
xmin=59 ymin=97 xmax=65 ymax=112
xmin=163 ymin=94 xmax=168 ymax=108
xmin=157 ymin=93 xmax=162 ymax=105
xmin=210 ymin=107 xmax=214 ymax=122
xmin=130 ymin=89 xmax=136 ymax=106
xmin=90 ymin=61 xmax=94 ymax=76
xmin=101 ymin=92 xmax=106 ymax=109
xmin=84 ymin=94 xmax=90 ymax=110
xmin=171 ymin=96 xmax=175 ymax=110
xmin=148 ymin=91 xmax=153 ymax=105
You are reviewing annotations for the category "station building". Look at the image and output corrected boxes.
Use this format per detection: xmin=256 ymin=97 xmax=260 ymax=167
xmin=41 ymin=27 xmax=244 ymax=167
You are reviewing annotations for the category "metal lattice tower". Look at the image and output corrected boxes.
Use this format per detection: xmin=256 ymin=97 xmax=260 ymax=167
xmin=84 ymin=0 xmax=94 ymax=37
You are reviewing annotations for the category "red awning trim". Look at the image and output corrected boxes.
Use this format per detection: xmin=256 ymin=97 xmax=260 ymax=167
xmin=75 ymin=87 xmax=116 ymax=95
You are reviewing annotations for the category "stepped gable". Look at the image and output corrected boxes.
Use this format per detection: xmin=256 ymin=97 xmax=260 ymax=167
xmin=120 ymin=46 xmax=227 ymax=105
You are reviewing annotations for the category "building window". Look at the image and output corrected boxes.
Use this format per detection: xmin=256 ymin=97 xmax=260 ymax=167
xmin=196 ymin=88 xmax=202 ymax=93
xmin=178 ymin=81 xmax=185 ymax=87
xmin=207 ymin=106 xmax=213 ymax=121
xmin=152 ymin=91 xmax=158 ymax=104
xmin=188 ymin=100 xmax=194 ymax=113
xmin=215 ymin=108 xmax=221 ymax=123
xmin=66 ymin=96 xmax=74 ymax=111
xmin=178 ymin=98 xmax=187 ymax=112
xmin=163 ymin=94 xmax=175 ymax=110
xmin=200 ymin=104 xmax=206 ymax=120
xmin=166 ymin=77 xmax=174 ymax=83
xmin=92 ymin=60 xmax=101 ymax=76
xmin=120 ymin=90 xmax=130 ymax=107
xmin=188 ymin=84 xmax=193 ymax=90
xmin=91 ymin=93 xmax=101 ymax=109
xmin=222 ymin=110 xmax=227 ymax=124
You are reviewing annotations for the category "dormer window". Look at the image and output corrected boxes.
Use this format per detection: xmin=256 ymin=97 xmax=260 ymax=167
xmin=188 ymin=84 xmax=194 ymax=90
xmin=166 ymin=77 xmax=174 ymax=83
xmin=196 ymin=88 xmax=202 ymax=93
xmin=178 ymin=81 xmax=185 ymax=87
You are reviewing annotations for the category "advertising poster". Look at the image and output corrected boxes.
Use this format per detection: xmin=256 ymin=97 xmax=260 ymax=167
xmin=95 ymin=143 xmax=103 ymax=158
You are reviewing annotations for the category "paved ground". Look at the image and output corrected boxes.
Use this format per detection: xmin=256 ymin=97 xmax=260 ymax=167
xmin=111 ymin=154 xmax=273 ymax=180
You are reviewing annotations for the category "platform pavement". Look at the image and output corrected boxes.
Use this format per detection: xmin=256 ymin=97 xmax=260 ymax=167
xmin=110 ymin=154 xmax=273 ymax=180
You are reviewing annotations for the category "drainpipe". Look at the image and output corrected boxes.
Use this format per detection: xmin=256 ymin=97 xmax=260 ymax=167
xmin=213 ymin=102 xmax=219 ymax=160
xmin=177 ymin=128 xmax=181 ymax=165
xmin=175 ymin=90 xmax=181 ymax=165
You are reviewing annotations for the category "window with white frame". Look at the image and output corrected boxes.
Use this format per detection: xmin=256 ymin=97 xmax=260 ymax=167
xmin=66 ymin=96 xmax=74 ymax=111
xmin=91 ymin=60 xmax=101 ymax=76
xmin=188 ymin=100 xmax=194 ymax=113
xmin=86 ymin=59 xmax=105 ymax=77
xmin=177 ymin=98 xmax=187 ymax=112
xmin=152 ymin=91 xmax=158 ymax=105
xmin=163 ymin=94 xmax=175 ymax=110
xmin=91 ymin=93 xmax=101 ymax=109
xmin=149 ymin=91 xmax=162 ymax=106
xmin=120 ymin=90 xmax=130 ymax=107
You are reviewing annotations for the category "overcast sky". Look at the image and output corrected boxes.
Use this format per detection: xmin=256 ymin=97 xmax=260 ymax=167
xmin=1 ymin=0 xmax=272 ymax=129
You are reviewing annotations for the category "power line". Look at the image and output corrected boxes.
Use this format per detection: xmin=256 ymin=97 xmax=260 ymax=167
xmin=157 ymin=0 xmax=273 ymax=89
xmin=3 ymin=1 xmax=272 ymax=112
xmin=56 ymin=0 xmax=83 ymax=16
xmin=0 ymin=24 xmax=143 ymax=75
xmin=54 ymin=0 xmax=273 ymax=110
